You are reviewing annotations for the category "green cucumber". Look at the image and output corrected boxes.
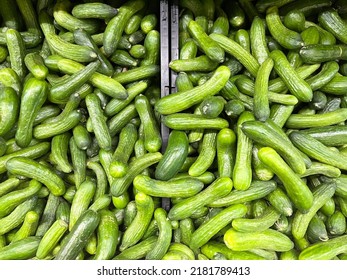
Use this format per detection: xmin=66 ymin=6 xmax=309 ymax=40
xmin=292 ymin=181 xmax=336 ymax=239
xmin=168 ymin=177 xmax=233 ymax=221
xmin=224 ymin=228 xmax=294 ymax=252
xmin=155 ymin=130 xmax=189 ymax=181
xmin=6 ymin=157 xmax=65 ymax=196
xmin=55 ymin=209 xmax=100 ymax=260
xmin=134 ymin=174 xmax=204 ymax=198
xmin=258 ymin=147 xmax=313 ymax=212
xmin=155 ymin=66 xmax=230 ymax=115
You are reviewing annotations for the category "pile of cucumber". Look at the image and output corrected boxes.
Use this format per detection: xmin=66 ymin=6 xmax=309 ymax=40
xmin=1 ymin=0 xmax=347 ymax=260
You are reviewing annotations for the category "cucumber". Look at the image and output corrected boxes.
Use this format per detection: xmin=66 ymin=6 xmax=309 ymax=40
xmin=110 ymin=152 xmax=162 ymax=197
xmin=270 ymin=49 xmax=312 ymax=102
xmin=241 ymin=119 xmax=306 ymax=175
xmin=6 ymin=157 xmax=65 ymax=196
xmin=318 ymin=9 xmax=347 ymax=44
xmin=0 ymin=196 xmax=38 ymax=236
xmin=135 ymin=95 xmax=161 ymax=153
xmin=55 ymin=209 xmax=100 ymax=260
xmin=266 ymin=6 xmax=303 ymax=50
xmin=289 ymin=131 xmax=347 ymax=171
xmin=162 ymin=113 xmax=229 ymax=130
xmin=201 ymin=241 xmax=265 ymax=260
xmin=72 ymin=3 xmax=118 ymax=19
xmin=15 ymin=78 xmax=48 ymax=147
xmin=120 ymin=192 xmax=154 ymax=251
xmin=299 ymin=234 xmax=347 ymax=260
xmin=292 ymin=181 xmax=336 ymax=239
xmin=210 ymin=180 xmax=277 ymax=207
xmin=103 ymin=0 xmax=146 ymax=56
xmin=109 ymin=123 xmax=138 ymax=178
xmin=232 ymin=205 xmax=281 ymax=233
xmin=94 ymin=210 xmax=119 ymax=260
xmin=145 ymin=208 xmax=172 ymax=260
xmin=253 ymin=57 xmax=273 ymax=121
xmin=216 ymin=128 xmax=236 ymax=178
xmin=85 ymin=93 xmax=112 ymax=151
xmin=36 ymin=219 xmax=68 ymax=259
xmin=155 ymin=130 xmax=189 ymax=181
xmin=168 ymin=177 xmax=233 ymax=220
xmin=224 ymin=228 xmax=294 ymax=252
xmin=190 ymin=204 xmax=247 ymax=251
xmin=113 ymin=236 xmax=157 ymax=260
xmin=0 ymin=179 xmax=41 ymax=218
xmin=0 ymin=87 xmax=19 ymax=137
xmin=188 ymin=130 xmax=217 ymax=177
xmin=187 ymin=20 xmax=225 ymax=63
xmin=69 ymin=178 xmax=96 ymax=231
xmin=134 ymin=174 xmax=203 ymax=198
xmin=155 ymin=66 xmax=230 ymax=115
xmin=233 ymin=111 xmax=254 ymax=191
xmin=0 ymin=236 xmax=41 ymax=260
xmin=258 ymin=147 xmax=313 ymax=212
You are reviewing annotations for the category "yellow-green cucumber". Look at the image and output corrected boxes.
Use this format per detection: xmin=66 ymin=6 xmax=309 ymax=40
xmin=224 ymin=228 xmax=294 ymax=252
xmin=109 ymin=123 xmax=138 ymax=178
xmin=258 ymin=147 xmax=313 ymax=212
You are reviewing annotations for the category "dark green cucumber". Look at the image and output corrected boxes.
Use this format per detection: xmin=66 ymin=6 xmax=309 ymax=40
xmin=55 ymin=209 xmax=100 ymax=260
xmin=155 ymin=130 xmax=189 ymax=181
xmin=318 ymin=9 xmax=347 ymax=44
xmin=0 ymin=87 xmax=19 ymax=137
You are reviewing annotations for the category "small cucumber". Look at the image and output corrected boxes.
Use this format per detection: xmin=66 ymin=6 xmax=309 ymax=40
xmin=120 ymin=192 xmax=154 ymax=251
xmin=6 ymin=157 xmax=65 ymax=196
xmin=224 ymin=228 xmax=294 ymax=252
xmin=134 ymin=174 xmax=204 ymax=198
xmin=291 ymin=181 xmax=336 ymax=239
xmin=55 ymin=209 xmax=100 ymax=260
xmin=258 ymin=147 xmax=313 ymax=212
xmin=168 ymin=177 xmax=233 ymax=220
xmin=155 ymin=65 xmax=230 ymax=115
xmin=155 ymin=130 xmax=189 ymax=181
